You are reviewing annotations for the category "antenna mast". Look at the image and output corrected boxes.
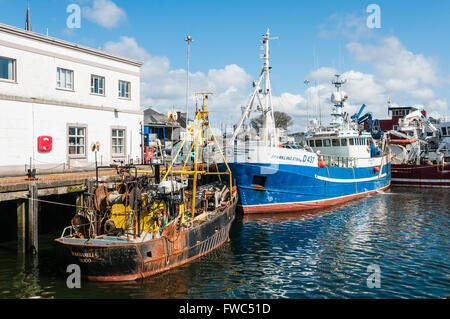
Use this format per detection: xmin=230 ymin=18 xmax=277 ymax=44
xmin=229 ymin=29 xmax=278 ymax=145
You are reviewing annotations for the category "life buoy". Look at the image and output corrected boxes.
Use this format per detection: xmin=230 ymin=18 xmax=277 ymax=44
xmin=318 ymin=160 xmax=327 ymax=168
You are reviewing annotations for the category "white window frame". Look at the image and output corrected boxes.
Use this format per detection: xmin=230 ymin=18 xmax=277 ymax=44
xmin=57 ymin=67 xmax=74 ymax=91
xmin=111 ymin=127 xmax=126 ymax=157
xmin=67 ymin=125 xmax=87 ymax=159
xmin=118 ymin=80 xmax=131 ymax=99
xmin=0 ymin=56 xmax=16 ymax=83
xmin=91 ymin=74 xmax=105 ymax=96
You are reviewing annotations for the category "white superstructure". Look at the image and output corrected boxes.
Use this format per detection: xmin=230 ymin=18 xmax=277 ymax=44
xmin=0 ymin=23 xmax=143 ymax=176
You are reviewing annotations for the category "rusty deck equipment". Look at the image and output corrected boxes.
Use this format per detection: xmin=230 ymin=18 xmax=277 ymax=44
xmin=54 ymin=93 xmax=237 ymax=281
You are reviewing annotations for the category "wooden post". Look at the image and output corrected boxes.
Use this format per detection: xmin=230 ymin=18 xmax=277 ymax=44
xmin=17 ymin=200 xmax=26 ymax=254
xmin=75 ymin=193 xmax=83 ymax=212
xmin=28 ymin=181 xmax=38 ymax=254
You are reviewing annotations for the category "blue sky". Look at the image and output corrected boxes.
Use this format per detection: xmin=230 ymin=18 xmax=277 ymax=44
xmin=1 ymin=0 xmax=449 ymax=130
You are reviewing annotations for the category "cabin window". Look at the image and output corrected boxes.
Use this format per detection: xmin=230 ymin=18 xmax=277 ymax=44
xmin=442 ymin=127 xmax=447 ymax=135
xmin=349 ymin=138 xmax=354 ymax=146
xmin=315 ymin=139 xmax=323 ymax=147
xmin=0 ymin=57 xmax=16 ymax=81
xmin=91 ymin=74 xmax=105 ymax=95
xmin=57 ymin=68 xmax=74 ymax=90
xmin=309 ymin=140 xmax=315 ymax=147
xmin=252 ymin=175 xmax=267 ymax=187
xmin=323 ymin=139 xmax=331 ymax=147
xmin=68 ymin=126 xmax=86 ymax=157
xmin=332 ymin=139 xmax=339 ymax=147
xmin=341 ymin=138 xmax=347 ymax=146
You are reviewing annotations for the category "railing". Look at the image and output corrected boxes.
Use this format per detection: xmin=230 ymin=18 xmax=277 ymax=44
xmin=320 ymin=155 xmax=358 ymax=168
xmin=60 ymin=225 xmax=73 ymax=238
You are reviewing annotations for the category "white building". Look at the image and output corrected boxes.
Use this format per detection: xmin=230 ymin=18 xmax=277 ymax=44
xmin=0 ymin=23 xmax=143 ymax=176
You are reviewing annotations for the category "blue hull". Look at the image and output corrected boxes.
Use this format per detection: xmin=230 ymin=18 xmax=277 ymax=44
xmin=220 ymin=162 xmax=391 ymax=213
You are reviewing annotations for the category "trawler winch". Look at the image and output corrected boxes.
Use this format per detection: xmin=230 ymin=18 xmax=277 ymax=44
xmin=55 ymin=93 xmax=237 ymax=281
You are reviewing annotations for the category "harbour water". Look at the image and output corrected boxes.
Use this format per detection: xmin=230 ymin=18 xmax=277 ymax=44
xmin=0 ymin=187 xmax=448 ymax=299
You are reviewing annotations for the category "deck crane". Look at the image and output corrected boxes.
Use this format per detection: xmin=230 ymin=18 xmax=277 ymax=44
xmin=389 ymin=110 xmax=438 ymax=164
xmin=352 ymin=104 xmax=383 ymax=139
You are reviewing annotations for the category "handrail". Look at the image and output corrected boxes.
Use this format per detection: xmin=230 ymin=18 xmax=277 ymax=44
xmin=60 ymin=226 xmax=73 ymax=238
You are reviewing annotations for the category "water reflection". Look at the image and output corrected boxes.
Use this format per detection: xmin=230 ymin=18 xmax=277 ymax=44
xmin=0 ymin=187 xmax=448 ymax=298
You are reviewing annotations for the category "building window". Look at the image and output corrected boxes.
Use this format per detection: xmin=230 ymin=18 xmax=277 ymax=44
xmin=68 ymin=126 xmax=86 ymax=157
xmin=57 ymin=68 xmax=73 ymax=90
xmin=442 ymin=127 xmax=447 ymax=136
xmin=91 ymin=75 xmax=105 ymax=95
xmin=112 ymin=129 xmax=125 ymax=156
xmin=118 ymin=80 xmax=130 ymax=99
xmin=0 ymin=57 xmax=16 ymax=81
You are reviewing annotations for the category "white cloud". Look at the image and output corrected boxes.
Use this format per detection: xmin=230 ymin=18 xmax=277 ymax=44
xmin=83 ymin=0 xmax=127 ymax=29
xmin=319 ymin=13 xmax=376 ymax=41
xmin=306 ymin=67 xmax=338 ymax=82
xmin=103 ymin=33 xmax=449 ymax=133
xmin=348 ymin=37 xmax=440 ymax=88
xmin=347 ymin=36 xmax=447 ymax=115
xmin=104 ymin=36 xmax=252 ymax=125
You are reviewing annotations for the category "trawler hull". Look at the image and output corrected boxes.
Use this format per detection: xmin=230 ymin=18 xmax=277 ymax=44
xmin=54 ymin=200 xmax=236 ymax=282
xmin=226 ymin=161 xmax=391 ymax=214
xmin=391 ymin=163 xmax=450 ymax=188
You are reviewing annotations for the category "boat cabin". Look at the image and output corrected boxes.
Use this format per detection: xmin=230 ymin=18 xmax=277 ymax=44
xmin=438 ymin=122 xmax=450 ymax=138
xmin=306 ymin=131 xmax=378 ymax=159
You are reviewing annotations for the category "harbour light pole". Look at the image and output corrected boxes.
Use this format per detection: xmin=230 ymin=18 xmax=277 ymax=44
xmin=185 ymin=35 xmax=193 ymax=130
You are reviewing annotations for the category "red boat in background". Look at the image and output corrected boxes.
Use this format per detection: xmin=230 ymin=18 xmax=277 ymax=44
xmin=391 ymin=163 xmax=450 ymax=188
xmin=373 ymin=102 xmax=450 ymax=188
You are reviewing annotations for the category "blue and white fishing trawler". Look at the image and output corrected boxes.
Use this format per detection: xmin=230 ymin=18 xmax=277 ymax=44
xmin=222 ymin=29 xmax=391 ymax=214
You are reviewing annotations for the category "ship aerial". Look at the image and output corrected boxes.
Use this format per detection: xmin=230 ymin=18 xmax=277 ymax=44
xmin=221 ymin=29 xmax=391 ymax=214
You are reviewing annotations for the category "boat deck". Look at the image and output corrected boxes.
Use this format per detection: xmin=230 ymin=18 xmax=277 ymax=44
xmin=59 ymin=232 xmax=161 ymax=245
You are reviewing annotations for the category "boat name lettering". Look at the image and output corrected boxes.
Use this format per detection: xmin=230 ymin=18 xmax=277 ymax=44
xmin=271 ymin=154 xmax=315 ymax=163
xmin=71 ymin=251 xmax=99 ymax=258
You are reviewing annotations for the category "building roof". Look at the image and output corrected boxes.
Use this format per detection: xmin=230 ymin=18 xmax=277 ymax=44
xmin=176 ymin=111 xmax=191 ymax=128
xmin=144 ymin=107 xmax=181 ymax=127
xmin=0 ymin=23 xmax=142 ymax=67
xmin=388 ymin=105 xmax=419 ymax=111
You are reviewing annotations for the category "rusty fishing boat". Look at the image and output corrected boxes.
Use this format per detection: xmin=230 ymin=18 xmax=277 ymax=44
xmin=55 ymin=93 xmax=237 ymax=281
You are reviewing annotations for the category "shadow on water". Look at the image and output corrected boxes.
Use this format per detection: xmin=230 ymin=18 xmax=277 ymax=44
xmin=0 ymin=187 xmax=449 ymax=299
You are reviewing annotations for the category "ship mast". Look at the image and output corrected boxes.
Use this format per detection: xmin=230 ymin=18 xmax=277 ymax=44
xmin=330 ymin=74 xmax=347 ymax=129
xmin=229 ymin=29 xmax=278 ymax=145
xmin=162 ymin=93 xmax=234 ymax=220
